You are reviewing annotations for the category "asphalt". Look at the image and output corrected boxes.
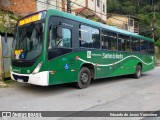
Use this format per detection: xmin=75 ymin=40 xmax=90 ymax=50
xmin=0 ymin=67 xmax=160 ymax=120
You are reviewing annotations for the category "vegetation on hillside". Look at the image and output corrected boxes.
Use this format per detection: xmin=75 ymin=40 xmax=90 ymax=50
xmin=108 ymin=0 xmax=160 ymax=45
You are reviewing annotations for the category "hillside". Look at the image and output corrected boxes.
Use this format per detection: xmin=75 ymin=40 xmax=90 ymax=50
xmin=108 ymin=0 xmax=160 ymax=43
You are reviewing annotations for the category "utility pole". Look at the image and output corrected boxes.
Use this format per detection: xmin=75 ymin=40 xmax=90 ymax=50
xmin=62 ymin=0 xmax=66 ymax=12
xmin=67 ymin=0 xmax=71 ymax=13
xmin=152 ymin=0 xmax=156 ymax=40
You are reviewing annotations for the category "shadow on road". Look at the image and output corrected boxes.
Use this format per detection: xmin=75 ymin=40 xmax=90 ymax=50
xmin=11 ymin=73 xmax=150 ymax=96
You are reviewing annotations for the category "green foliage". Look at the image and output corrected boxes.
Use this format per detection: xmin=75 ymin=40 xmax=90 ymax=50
xmin=155 ymin=40 xmax=160 ymax=47
xmin=108 ymin=0 xmax=160 ymax=41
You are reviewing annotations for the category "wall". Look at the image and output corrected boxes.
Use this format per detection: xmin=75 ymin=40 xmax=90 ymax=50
xmin=107 ymin=15 xmax=135 ymax=33
xmin=155 ymin=46 xmax=160 ymax=66
xmin=90 ymin=0 xmax=106 ymax=22
xmin=0 ymin=0 xmax=36 ymax=15
xmin=72 ymin=0 xmax=107 ymax=22
xmin=71 ymin=0 xmax=86 ymax=9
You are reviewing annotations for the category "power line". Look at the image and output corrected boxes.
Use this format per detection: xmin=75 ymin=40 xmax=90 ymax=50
xmin=36 ymin=0 xmax=128 ymax=25
xmin=36 ymin=0 xmax=107 ymax=22
xmin=36 ymin=0 xmax=66 ymax=11
xmin=71 ymin=0 xmax=107 ymax=17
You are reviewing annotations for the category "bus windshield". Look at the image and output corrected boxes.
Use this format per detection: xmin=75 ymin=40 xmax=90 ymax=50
xmin=12 ymin=22 xmax=44 ymax=60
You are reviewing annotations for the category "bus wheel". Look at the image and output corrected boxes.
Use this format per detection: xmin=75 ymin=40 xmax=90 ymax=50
xmin=76 ymin=67 xmax=91 ymax=89
xmin=134 ymin=65 xmax=142 ymax=79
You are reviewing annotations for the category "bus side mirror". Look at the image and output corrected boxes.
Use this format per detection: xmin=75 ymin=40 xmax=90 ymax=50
xmin=57 ymin=26 xmax=62 ymax=38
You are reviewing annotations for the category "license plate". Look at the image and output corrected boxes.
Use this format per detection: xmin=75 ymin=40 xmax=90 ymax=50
xmin=17 ymin=78 xmax=23 ymax=82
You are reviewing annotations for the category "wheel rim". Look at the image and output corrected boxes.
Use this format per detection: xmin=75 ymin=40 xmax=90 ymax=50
xmin=81 ymin=73 xmax=88 ymax=83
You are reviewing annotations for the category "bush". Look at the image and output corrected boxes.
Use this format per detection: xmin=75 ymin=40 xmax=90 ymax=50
xmin=155 ymin=40 xmax=160 ymax=48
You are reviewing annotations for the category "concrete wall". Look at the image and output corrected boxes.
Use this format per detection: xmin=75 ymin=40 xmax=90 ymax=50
xmin=155 ymin=46 xmax=160 ymax=58
xmin=155 ymin=46 xmax=160 ymax=66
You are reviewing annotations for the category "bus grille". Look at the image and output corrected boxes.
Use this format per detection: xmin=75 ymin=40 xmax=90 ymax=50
xmin=13 ymin=74 xmax=29 ymax=82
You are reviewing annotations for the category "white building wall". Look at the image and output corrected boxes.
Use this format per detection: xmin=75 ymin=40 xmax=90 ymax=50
xmin=71 ymin=0 xmax=86 ymax=9
xmin=95 ymin=0 xmax=107 ymax=22
xmin=88 ymin=0 xmax=95 ymax=11
xmin=88 ymin=0 xmax=107 ymax=22
xmin=36 ymin=0 xmax=107 ymax=22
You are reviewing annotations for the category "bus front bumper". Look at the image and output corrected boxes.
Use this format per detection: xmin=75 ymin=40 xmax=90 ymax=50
xmin=10 ymin=71 xmax=49 ymax=86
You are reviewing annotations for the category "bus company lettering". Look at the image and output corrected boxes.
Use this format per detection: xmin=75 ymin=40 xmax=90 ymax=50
xmin=102 ymin=53 xmax=123 ymax=59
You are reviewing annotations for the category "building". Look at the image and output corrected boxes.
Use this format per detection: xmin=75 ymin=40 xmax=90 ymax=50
xmin=107 ymin=14 xmax=139 ymax=33
xmin=36 ymin=0 xmax=107 ymax=23
xmin=71 ymin=0 xmax=107 ymax=23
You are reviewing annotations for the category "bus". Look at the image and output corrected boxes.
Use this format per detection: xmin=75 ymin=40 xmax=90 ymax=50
xmin=10 ymin=9 xmax=155 ymax=88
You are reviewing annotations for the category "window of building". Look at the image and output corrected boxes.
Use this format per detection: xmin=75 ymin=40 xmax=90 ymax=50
xmin=103 ymin=4 xmax=105 ymax=13
xmin=140 ymin=40 xmax=148 ymax=53
xmin=79 ymin=25 xmax=100 ymax=49
xmin=102 ymin=30 xmax=117 ymax=50
xmin=131 ymin=38 xmax=140 ymax=52
xmin=97 ymin=0 xmax=100 ymax=7
xmin=118 ymin=35 xmax=130 ymax=51
xmin=129 ymin=19 xmax=134 ymax=27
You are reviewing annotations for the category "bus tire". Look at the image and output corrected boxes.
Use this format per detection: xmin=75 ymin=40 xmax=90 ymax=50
xmin=76 ymin=67 xmax=91 ymax=89
xmin=134 ymin=65 xmax=142 ymax=79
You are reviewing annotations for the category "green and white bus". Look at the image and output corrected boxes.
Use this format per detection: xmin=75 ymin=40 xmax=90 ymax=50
xmin=11 ymin=9 xmax=154 ymax=88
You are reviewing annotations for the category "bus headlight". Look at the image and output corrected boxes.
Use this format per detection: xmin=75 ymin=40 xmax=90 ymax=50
xmin=32 ymin=62 xmax=43 ymax=74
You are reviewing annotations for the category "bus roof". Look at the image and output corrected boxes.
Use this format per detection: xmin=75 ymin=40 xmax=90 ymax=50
xmin=47 ymin=9 xmax=154 ymax=42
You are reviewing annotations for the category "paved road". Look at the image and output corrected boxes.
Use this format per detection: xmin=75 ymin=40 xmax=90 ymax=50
xmin=0 ymin=67 xmax=160 ymax=120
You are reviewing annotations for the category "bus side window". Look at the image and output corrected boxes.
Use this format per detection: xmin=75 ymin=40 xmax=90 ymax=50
xmin=102 ymin=30 xmax=109 ymax=49
xmin=131 ymin=38 xmax=140 ymax=52
xmin=140 ymin=40 xmax=148 ymax=54
xmin=102 ymin=30 xmax=117 ymax=50
xmin=79 ymin=25 xmax=92 ymax=48
xmin=125 ymin=36 xmax=130 ymax=51
xmin=118 ymin=35 xmax=123 ymax=51
xmin=118 ymin=35 xmax=130 ymax=51
xmin=148 ymin=42 xmax=154 ymax=54
xmin=48 ymin=25 xmax=56 ymax=50
xmin=110 ymin=32 xmax=117 ymax=50
xmin=92 ymin=28 xmax=100 ymax=49
xmin=79 ymin=25 xmax=100 ymax=49
xmin=61 ymin=28 xmax=71 ymax=48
